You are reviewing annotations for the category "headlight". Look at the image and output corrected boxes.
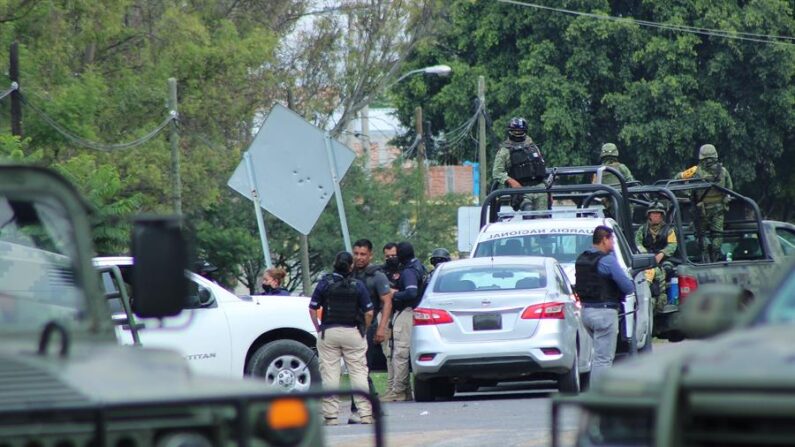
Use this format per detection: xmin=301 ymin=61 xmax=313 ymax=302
xmin=254 ymin=397 xmax=312 ymax=447
xmin=156 ymin=432 xmax=213 ymax=447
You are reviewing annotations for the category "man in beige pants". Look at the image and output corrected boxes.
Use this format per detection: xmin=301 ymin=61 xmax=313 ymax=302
xmin=309 ymin=252 xmax=374 ymax=425
xmin=382 ymin=242 xmax=427 ymax=402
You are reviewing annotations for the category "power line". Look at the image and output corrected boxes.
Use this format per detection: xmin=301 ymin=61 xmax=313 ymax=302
xmin=21 ymin=93 xmax=176 ymax=152
xmin=497 ymin=0 xmax=795 ymax=46
xmin=0 ymin=82 xmax=18 ymax=101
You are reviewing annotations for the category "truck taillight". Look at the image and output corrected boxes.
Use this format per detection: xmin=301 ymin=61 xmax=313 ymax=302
xmin=413 ymin=308 xmax=454 ymax=325
xmin=678 ymin=275 xmax=698 ymax=302
xmin=521 ymin=302 xmax=565 ymax=319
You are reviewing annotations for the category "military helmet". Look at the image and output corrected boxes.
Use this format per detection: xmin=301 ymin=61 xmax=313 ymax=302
xmin=507 ymin=117 xmax=528 ymax=142
xmin=600 ymin=143 xmax=619 ymax=159
xmin=698 ymin=144 xmax=718 ymax=160
xmin=646 ymin=201 xmax=667 ymax=217
xmin=430 ymin=247 xmax=451 ymax=267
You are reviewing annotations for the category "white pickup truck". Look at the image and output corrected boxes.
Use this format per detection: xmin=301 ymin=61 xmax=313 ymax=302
xmin=94 ymin=256 xmax=319 ymax=392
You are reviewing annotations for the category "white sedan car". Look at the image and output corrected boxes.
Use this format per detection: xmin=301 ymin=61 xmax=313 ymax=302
xmin=411 ymin=256 xmax=593 ymax=401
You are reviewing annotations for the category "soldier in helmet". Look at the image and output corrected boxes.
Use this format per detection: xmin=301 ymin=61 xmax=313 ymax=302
xmin=675 ymin=144 xmax=733 ymax=261
xmin=634 ymin=202 xmax=678 ymax=313
xmin=428 ymin=247 xmax=451 ymax=280
xmin=492 ymin=117 xmax=547 ymax=212
xmin=594 ymin=143 xmax=635 ymax=218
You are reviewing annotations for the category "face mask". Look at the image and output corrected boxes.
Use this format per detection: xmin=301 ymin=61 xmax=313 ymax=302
xmin=262 ymin=284 xmax=274 ymax=294
xmin=385 ymin=257 xmax=400 ymax=270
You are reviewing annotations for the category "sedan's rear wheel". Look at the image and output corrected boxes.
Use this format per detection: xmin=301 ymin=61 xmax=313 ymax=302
xmin=434 ymin=381 xmax=455 ymax=400
xmin=558 ymin=352 xmax=580 ymax=394
xmin=413 ymin=376 xmax=436 ymax=402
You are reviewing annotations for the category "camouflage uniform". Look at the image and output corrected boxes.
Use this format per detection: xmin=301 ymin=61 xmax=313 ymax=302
xmin=594 ymin=143 xmax=634 ymax=218
xmin=634 ymin=203 xmax=678 ymax=313
xmin=492 ymin=136 xmax=547 ymax=211
xmin=675 ymin=144 xmax=733 ymax=262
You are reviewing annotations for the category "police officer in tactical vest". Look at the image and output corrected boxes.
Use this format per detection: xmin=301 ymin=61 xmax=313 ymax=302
xmin=428 ymin=247 xmax=451 ymax=280
xmin=348 ymin=239 xmax=393 ymax=423
xmin=675 ymin=144 xmax=734 ymax=262
xmin=308 ymin=251 xmax=374 ymax=425
xmin=492 ymin=117 xmax=547 ymax=212
xmin=382 ymin=241 xmax=427 ymax=402
xmin=575 ymin=226 xmax=635 ymax=384
xmin=634 ymin=202 xmax=679 ymax=314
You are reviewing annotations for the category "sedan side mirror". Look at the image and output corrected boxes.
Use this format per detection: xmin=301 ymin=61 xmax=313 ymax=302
xmin=681 ymin=284 xmax=744 ymax=339
xmin=131 ymin=216 xmax=189 ymax=318
xmin=630 ymin=254 xmax=656 ymax=274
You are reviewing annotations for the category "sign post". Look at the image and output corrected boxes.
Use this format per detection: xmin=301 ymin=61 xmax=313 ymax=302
xmin=244 ymin=152 xmax=273 ymax=268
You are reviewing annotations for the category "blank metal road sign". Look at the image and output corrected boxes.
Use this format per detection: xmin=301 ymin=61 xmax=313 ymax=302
xmin=228 ymin=104 xmax=356 ymax=235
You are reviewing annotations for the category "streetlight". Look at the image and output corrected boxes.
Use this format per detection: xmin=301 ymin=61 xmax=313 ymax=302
xmin=390 ymin=64 xmax=452 ymax=87
xmin=360 ymin=64 xmax=452 ymax=173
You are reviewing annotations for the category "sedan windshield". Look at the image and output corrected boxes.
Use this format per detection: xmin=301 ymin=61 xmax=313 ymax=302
xmin=0 ymin=196 xmax=84 ymax=331
xmin=473 ymin=233 xmax=592 ymax=264
xmin=434 ymin=265 xmax=547 ymax=293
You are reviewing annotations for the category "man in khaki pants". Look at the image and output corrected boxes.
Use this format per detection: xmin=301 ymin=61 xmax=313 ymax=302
xmin=382 ymin=242 xmax=427 ymax=402
xmin=309 ymin=252 xmax=374 ymax=425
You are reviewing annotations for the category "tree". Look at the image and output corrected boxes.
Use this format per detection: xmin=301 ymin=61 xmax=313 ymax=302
xmin=394 ymin=0 xmax=795 ymax=218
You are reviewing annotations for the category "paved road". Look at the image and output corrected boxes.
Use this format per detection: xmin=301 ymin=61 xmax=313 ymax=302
xmin=322 ymin=342 xmax=688 ymax=446
xmin=322 ymin=381 xmax=581 ymax=447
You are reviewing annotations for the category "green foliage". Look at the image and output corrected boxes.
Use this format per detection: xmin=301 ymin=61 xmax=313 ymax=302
xmin=395 ymin=0 xmax=795 ymax=218
xmin=194 ymin=160 xmax=468 ymax=294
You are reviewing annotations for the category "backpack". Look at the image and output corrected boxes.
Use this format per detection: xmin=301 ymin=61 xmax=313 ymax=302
xmin=407 ymin=263 xmax=429 ymax=308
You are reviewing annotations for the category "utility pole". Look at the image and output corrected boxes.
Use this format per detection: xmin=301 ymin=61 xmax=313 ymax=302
xmin=10 ymin=42 xmax=22 ymax=137
xmin=415 ymin=106 xmax=425 ymax=198
xmin=478 ymin=76 xmax=487 ymax=204
xmin=361 ymin=104 xmax=371 ymax=175
xmin=286 ymin=89 xmax=312 ymax=294
xmin=168 ymin=78 xmax=182 ymax=216
xmin=300 ymin=235 xmax=311 ymax=296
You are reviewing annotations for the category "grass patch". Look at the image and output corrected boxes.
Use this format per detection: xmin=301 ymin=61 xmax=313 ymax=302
xmin=339 ymin=372 xmax=390 ymax=395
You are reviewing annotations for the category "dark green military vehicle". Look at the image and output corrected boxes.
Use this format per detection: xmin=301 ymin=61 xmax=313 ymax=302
xmin=0 ymin=166 xmax=381 ymax=446
xmin=551 ymin=260 xmax=795 ymax=447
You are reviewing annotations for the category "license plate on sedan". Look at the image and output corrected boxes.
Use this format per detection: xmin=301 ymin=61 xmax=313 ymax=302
xmin=473 ymin=313 xmax=502 ymax=331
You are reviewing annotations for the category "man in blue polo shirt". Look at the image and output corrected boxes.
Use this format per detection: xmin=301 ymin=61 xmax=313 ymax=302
xmin=574 ymin=226 xmax=634 ymax=383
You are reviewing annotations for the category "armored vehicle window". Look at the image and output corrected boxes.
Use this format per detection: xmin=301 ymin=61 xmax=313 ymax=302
xmin=474 ymin=233 xmax=592 ymax=264
xmin=775 ymin=227 xmax=795 ymax=256
xmin=0 ymin=196 xmax=84 ymax=330
xmin=759 ymin=272 xmax=795 ymax=325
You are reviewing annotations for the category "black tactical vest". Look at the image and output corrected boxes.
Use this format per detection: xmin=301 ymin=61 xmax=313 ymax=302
xmin=508 ymin=142 xmax=546 ymax=185
xmin=321 ymin=275 xmax=361 ymax=326
xmin=642 ymin=224 xmax=671 ymax=254
xmin=574 ymin=251 xmax=622 ymax=303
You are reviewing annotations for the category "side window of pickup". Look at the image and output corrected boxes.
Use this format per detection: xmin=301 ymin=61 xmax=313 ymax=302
xmin=776 ymin=227 xmax=795 ymax=256
xmin=611 ymin=227 xmax=632 ymax=266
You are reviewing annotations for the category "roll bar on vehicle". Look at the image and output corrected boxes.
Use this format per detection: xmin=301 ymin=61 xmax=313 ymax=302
xmin=481 ymin=166 xmax=637 ymax=251
xmin=625 ymin=185 xmax=690 ymax=262
xmin=650 ymin=178 xmax=773 ymax=261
